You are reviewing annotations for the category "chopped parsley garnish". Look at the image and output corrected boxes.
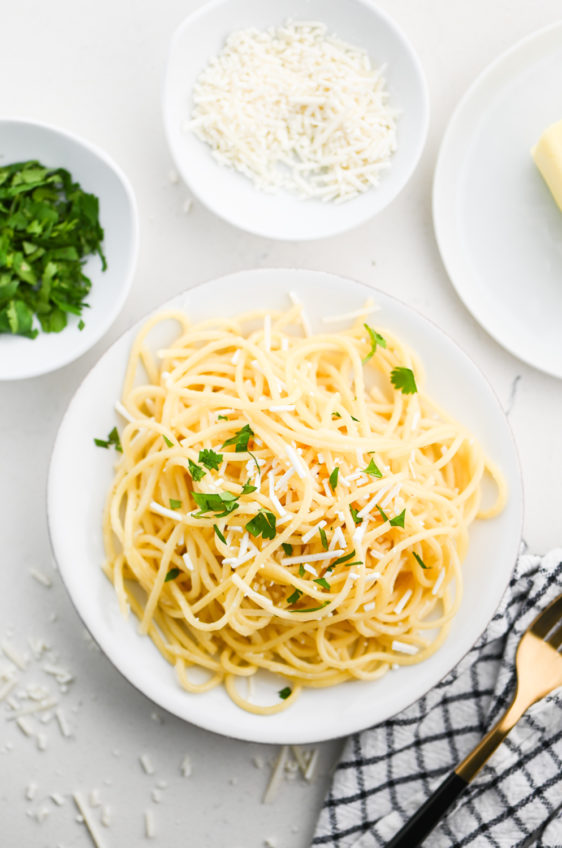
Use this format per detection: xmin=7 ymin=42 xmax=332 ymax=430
xmin=217 ymin=415 xmax=229 ymax=421
xmin=282 ymin=543 xmax=293 ymax=556
xmin=390 ymin=508 xmax=406 ymax=528
xmin=412 ymin=551 xmax=430 ymax=570
xmin=192 ymin=490 xmax=239 ymax=518
xmin=319 ymin=527 xmax=328 ymax=551
xmin=332 ymin=550 xmax=358 ymax=567
xmin=298 ymin=564 xmax=305 ymax=577
xmin=247 ymin=450 xmax=261 ymax=478
xmin=351 ymin=415 xmax=360 ymax=423
xmin=287 ymin=588 xmax=303 ymax=605
xmin=169 ymin=498 xmax=182 ymax=510
xmin=240 ymin=482 xmax=257 ymax=495
xmin=94 ymin=426 xmax=122 ymax=453
xmin=350 ymin=507 xmax=363 ymax=525
xmin=290 ymin=601 xmax=330 ymax=613
xmin=390 ymin=367 xmax=418 ymax=394
xmin=163 ymin=435 xmax=174 ymax=448
xmin=199 ymin=448 xmax=223 ymax=471
xmin=213 ymin=524 xmax=227 ymax=544
xmin=278 ymin=686 xmax=292 ymax=700
xmin=246 ymin=510 xmax=277 ymax=540
xmin=188 ymin=458 xmax=206 ymax=482
xmin=314 ymin=577 xmax=331 ymax=590
xmin=332 ymin=411 xmax=342 ymax=419
xmin=377 ymin=504 xmax=406 ymax=527
xmin=78 ymin=319 xmax=85 ymax=331
xmin=221 ymin=423 xmax=254 ymax=452
xmin=364 ymin=458 xmax=383 ymax=478
xmin=376 ymin=504 xmax=389 ymax=522
xmin=164 ymin=568 xmax=181 ymax=582
xmin=363 ymin=324 xmax=387 ymax=363
xmin=329 ymin=467 xmax=339 ymax=490
xmin=0 ymin=160 xmax=106 ymax=339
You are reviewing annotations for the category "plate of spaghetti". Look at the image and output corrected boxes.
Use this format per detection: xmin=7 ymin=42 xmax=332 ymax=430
xmin=47 ymin=269 xmax=522 ymax=743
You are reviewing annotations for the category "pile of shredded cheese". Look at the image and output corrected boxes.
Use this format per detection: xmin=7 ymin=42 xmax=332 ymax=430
xmin=189 ymin=20 xmax=398 ymax=202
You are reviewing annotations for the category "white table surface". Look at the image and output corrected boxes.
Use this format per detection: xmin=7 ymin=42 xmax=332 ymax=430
xmin=1 ymin=2 xmax=561 ymax=846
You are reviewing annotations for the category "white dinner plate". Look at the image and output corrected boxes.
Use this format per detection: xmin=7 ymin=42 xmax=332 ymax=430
xmin=47 ymin=269 xmax=523 ymax=744
xmin=433 ymin=23 xmax=562 ymax=379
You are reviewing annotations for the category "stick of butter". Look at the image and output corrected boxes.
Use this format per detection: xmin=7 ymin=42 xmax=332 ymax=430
xmin=531 ymin=119 xmax=562 ymax=211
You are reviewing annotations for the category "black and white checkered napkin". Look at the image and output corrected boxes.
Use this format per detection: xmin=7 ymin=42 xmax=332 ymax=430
xmin=313 ymin=550 xmax=562 ymax=848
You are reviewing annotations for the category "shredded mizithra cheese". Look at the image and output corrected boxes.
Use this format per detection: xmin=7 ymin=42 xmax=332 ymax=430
xmin=189 ymin=20 xmax=397 ymax=202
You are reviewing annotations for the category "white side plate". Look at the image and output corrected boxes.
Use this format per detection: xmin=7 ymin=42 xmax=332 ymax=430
xmin=433 ymin=22 xmax=562 ymax=378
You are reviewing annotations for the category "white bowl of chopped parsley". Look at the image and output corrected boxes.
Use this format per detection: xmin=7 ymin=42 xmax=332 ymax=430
xmin=0 ymin=118 xmax=139 ymax=379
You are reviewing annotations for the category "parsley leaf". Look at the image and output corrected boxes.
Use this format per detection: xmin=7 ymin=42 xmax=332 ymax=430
xmin=188 ymin=458 xmax=206 ymax=482
xmin=192 ymin=490 xmax=239 ymax=518
xmin=350 ymin=506 xmax=363 ymax=525
xmin=213 ymin=524 xmax=227 ymax=544
xmin=314 ymin=577 xmax=331 ymax=590
xmin=163 ymin=435 xmax=174 ymax=448
xmin=240 ymin=482 xmax=257 ymax=495
xmin=217 ymin=415 xmax=229 ymax=421
xmin=329 ymin=467 xmax=339 ymax=490
xmin=94 ymin=426 xmax=122 ymax=453
xmin=164 ymin=568 xmax=181 ymax=582
xmin=199 ymin=448 xmax=223 ymax=471
xmin=390 ymin=367 xmax=418 ymax=394
xmin=298 ymin=564 xmax=305 ymax=577
xmin=221 ymin=424 xmax=254 ymax=452
xmin=377 ymin=504 xmax=406 ymax=527
xmin=319 ymin=527 xmax=328 ymax=550
xmin=282 ymin=543 xmax=293 ymax=556
xmin=247 ymin=450 xmax=261 ymax=479
xmin=287 ymin=588 xmax=303 ymax=605
xmin=363 ymin=324 xmax=387 ymax=363
xmin=332 ymin=411 xmax=342 ymax=419
xmin=390 ymin=508 xmax=406 ymax=528
xmin=412 ymin=551 xmax=430 ymax=570
xmin=246 ymin=510 xmax=277 ymax=540
xmin=278 ymin=686 xmax=292 ymax=700
xmin=169 ymin=499 xmax=182 ymax=510
xmin=364 ymin=458 xmax=383 ymax=478
xmin=290 ymin=601 xmax=330 ymax=613
xmin=332 ymin=550 xmax=357 ymax=567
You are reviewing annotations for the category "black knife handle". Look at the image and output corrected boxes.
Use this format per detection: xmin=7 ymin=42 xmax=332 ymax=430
xmin=385 ymin=771 xmax=468 ymax=848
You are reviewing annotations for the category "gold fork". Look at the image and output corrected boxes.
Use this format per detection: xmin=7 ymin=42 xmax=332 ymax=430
xmin=387 ymin=592 xmax=562 ymax=848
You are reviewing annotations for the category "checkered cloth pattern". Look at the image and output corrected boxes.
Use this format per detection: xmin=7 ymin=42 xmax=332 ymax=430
xmin=313 ymin=550 xmax=562 ymax=848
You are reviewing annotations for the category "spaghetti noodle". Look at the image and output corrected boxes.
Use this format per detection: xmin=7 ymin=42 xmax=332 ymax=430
xmin=102 ymin=297 xmax=506 ymax=714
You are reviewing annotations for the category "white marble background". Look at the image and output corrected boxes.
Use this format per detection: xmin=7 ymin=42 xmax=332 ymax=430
xmin=1 ymin=1 xmax=561 ymax=846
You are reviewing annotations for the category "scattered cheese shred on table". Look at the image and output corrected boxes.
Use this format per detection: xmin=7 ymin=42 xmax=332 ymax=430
xmin=189 ymin=19 xmax=397 ymax=202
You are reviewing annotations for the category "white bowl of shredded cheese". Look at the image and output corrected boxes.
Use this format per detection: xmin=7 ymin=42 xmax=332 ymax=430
xmin=163 ymin=0 xmax=429 ymax=239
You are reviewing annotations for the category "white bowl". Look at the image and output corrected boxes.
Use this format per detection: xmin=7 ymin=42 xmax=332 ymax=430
xmin=47 ymin=269 xmax=522 ymax=744
xmin=163 ymin=0 xmax=429 ymax=240
xmin=0 ymin=118 xmax=139 ymax=380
